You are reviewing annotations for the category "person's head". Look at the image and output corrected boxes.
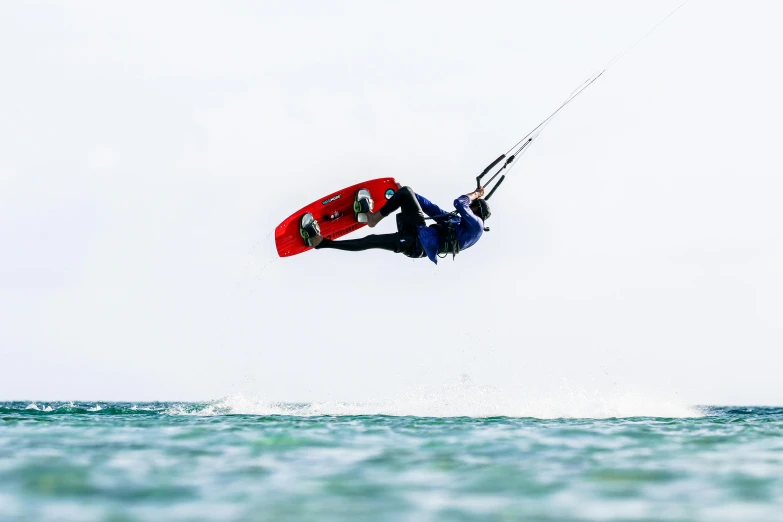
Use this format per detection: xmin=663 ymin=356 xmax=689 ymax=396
xmin=470 ymin=199 xmax=491 ymax=222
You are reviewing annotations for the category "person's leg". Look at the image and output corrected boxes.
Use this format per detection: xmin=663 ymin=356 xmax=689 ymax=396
xmin=368 ymin=186 xmax=426 ymax=229
xmin=315 ymin=233 xmax=402 ymax=253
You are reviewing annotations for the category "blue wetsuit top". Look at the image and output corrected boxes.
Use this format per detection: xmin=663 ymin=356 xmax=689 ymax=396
xmin=415 ymin=194 xmax=484 ymax=264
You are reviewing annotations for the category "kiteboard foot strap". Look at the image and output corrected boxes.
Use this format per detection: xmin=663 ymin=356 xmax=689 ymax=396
xmin=354 ymin=189 xmax=374 ymax=223
xmin=299 ymin=213 xmax=321 ymax=247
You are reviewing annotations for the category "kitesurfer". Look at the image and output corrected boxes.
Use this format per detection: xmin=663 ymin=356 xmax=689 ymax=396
xmin=301 ymin=185 xmax=490 ymax=263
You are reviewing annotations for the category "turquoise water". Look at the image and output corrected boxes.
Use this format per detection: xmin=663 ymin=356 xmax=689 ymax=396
xmin=1 ymin=401 xmax=782 ymax=521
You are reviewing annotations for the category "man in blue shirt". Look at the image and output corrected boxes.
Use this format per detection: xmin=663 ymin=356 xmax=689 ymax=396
xmin=304 ymin=185 xmax=490 ymax=264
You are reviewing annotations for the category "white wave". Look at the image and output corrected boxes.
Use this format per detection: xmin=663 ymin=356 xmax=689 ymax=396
xmin=166 ymin=377 xmax=701 ymax=419
xmin=25 ymin=403 xmax=39 ymax=410
xmin=88 ymin=404 xmax=102 ymax=412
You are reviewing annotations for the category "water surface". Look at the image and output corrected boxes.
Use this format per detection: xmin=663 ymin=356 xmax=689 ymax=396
xmin=1 ymin=401 xmax=781 ymax=521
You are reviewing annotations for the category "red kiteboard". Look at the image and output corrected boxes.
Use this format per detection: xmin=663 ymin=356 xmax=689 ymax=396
xmin=275 ymin=177 xmax=399 ymax=257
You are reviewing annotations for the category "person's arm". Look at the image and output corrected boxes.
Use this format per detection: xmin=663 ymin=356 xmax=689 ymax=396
xmin=415 ymin=193 xmax=450 ymax=220
xmin=453 ymin=186 xmax=485 ymax=233
xmin=416 ymin=185 xmax=483 ymax=219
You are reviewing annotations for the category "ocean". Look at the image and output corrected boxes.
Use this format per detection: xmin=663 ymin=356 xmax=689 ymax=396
xmin=1 ymin=399 xmax=782 ymax=521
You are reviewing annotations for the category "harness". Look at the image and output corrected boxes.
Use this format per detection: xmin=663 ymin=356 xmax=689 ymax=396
xmin=432 ymin=202 xmax=493 ymax=260
xmin=432 ymin=221 xmax=460 ymax=260
xmin=398 ymin=211 xmax=462 ymax=260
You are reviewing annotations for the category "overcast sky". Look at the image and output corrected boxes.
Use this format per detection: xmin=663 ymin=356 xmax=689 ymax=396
xmin=1 ymin=1 xmax=781 ymax=409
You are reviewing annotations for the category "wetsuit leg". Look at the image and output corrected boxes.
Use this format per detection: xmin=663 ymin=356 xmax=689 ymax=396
xmin=314 ymin=187 xmax=428 ymax=258
xmin=379 ymin=186 xmax=427 ymax=231
xmin=316 ymin=233 xmax=401 ymax=253
xmin=316 ymin=232 xmax=425 ymax=258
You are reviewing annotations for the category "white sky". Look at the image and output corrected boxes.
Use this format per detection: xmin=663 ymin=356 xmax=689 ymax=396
xmin=1 ymin=1 xmax=781 ymax=407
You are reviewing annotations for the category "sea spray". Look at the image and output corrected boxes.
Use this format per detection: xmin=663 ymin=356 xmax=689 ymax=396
xmin=166 ymin=375 xmax=700 ymax=418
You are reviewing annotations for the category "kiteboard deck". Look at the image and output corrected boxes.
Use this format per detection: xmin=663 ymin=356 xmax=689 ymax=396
xmin=275 ymin=177 xmax=399 ymax=257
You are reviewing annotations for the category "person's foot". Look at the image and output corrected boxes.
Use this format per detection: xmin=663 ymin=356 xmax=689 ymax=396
xmin=309 ymin=234 xmax=323 ymax=247
xmin=367 ymin=211 xmax=383 ymax=228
